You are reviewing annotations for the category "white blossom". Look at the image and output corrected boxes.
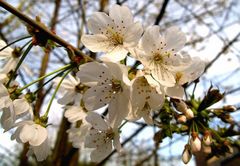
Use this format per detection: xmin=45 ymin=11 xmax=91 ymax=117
xmin=132 ymin=26 xmax=187 ymax=87
xmin=0 ymin=83 xmax=12 ymax=110
xmin=84 ymin=112 xmax=121 ymax=162
xmin=27 ymin=139 xmax=50 ymax=161
xmin=53 ymin=74 xmax=82 ymax=105
xmin=77 ymin=62 xmax=131 ymax=128
xmin=81 ymin=5 xmax=143 ymax=62
xmin=128 ymin=70 xmax=164 ymax=124
xmin=165 ymin=56 xmax=206 ymax=99
xmin=64 ymin=106 xmax=87 ymax=123
xmin=0 ymin=40 xmax=19 ymax=74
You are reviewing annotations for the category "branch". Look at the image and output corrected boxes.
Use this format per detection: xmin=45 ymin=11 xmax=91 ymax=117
xmin=154 ymin=0 xmax=170 ymax=25
xmin=0 ymin=0 xmax=94 ymax=62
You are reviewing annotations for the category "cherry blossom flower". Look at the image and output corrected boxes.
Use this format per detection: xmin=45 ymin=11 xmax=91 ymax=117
xmin=81 ymin=5 xmax=143 ymax=62
xmin=172 ymin=99 xmax=194 ymax=119
xmin=132 ymin=26 xmax=187 ymax=87
xmin=0 ymin=40 xmax=19 ymax=74
xmin=53 ymin=75 xmax=82 ymax=105
xmin=128 ymin=70 xmax=164 ymax=124
xmin=164 ymin=56 xmax=206 ymax=99
xmin=11 ymin=120 xmax=49 ymax=161
xmin=84 ymin=112 xmax=121 ymax=162
xmin=77 ymin=62 xmax=131 ymax=128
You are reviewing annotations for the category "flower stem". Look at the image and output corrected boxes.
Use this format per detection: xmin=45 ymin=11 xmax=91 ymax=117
xmin=0 ymin=36 xmax=31 ymax=52
xmin=19 ymin=63 xmax=73 ymax=92
xmin=42 ymin=68 xmax=73 ymax=118
xmin=6 ymin=43 xmax=33 ymax=87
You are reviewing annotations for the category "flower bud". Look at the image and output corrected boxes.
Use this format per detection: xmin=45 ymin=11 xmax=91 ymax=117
xmin=223 ymin=105 xmax=236 ymax=112
xmin=177 ymin=115 xmax=187 ymax=123
xmin=185 ymin=108 xmax=194 ymax=119
xmin=190 ymin=132 xmax=201 ymax=153
xmin=202 ymin=144 xmax=211 ymax=154
xmin=203 ymin=130 xmax=212 ymax=146
xmin=182 ymin=144 xmax=192 ymax=164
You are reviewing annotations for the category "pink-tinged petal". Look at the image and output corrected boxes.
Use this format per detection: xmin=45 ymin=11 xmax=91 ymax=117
xmin=77 ymin=62 xmax=111 ymax=87
xmin=83 ymin=84 xmax=112 ymax=111
xmin=85 ymin=112 xmax=108 ymax=131
xmin=109 ymin=5 xmax=133 ymax=26
xmin=81 ymin=34 xmax=110 ymax=52
xmin=90 ymin=140 xmax=112 ymax=163
xmin=165 ymin=85 xmax=184 ymax=99
xmin=164 ymin=26 xmax=186 ymax=52
xmin=88 ymin=12 xmax=114 ymax=34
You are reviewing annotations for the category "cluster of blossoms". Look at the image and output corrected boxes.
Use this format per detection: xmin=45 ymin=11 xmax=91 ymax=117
xmin=0 ymin=4 xmax=214 ymax=163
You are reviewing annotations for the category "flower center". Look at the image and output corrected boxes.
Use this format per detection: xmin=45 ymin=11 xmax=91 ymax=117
xmin=107 ymin=28 xmax=124 ymax=46
xmin=153 ymin=53 xmax=163 ymax=64
xmin=111 ymin=79 xmax=122 ymax=93
xmin=175 ymin=72 xmax=183 ymax=83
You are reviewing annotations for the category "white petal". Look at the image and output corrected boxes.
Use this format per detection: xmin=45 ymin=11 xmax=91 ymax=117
xmin=90 ymin=141 xmax=112 ymax=163
xmin=99 ymin=46 xmax=128 ymax=62
xmin=88 ymin=12 xmax=114 ymax=34
xmin=19 ymin=124 xmax=36 ymax=144
xmin=1 ymin=107 xmax=15 ymax=131
xmin=13 ymin=98 xmax=31 ymax=116
xmin=108 ymin=91 xmax=130 ymax=129
xmin=0 ymin=83 xmax=12 ymax=109
xmin=148 ymin=90 xmax=164 ymax=110
xmin=141 ymin=26 xmax=162 ymax=55
xmin=0 ymin=40 xmax=13 ymax=59
xmin=165 ymin=85 xmax=184 ymax=99
xmin=64 ymin=106 xmax=86 ymax=123
xmin=164 ymin=26 xmax=186 ymax=52
xmin=124 ymin=22 xmax=143 ymax=47
xmin=31 ymin=139 xmax=50 ymax=161
xmin=85 ymin=112 xmax=108 ymax=131
xmin=84 ymin=128 xmax=107 ymax=148
xmin=81 ymin=34 xmax=111 ymax=52
xmin=29 ymin=124 xmax=48 ymax=146
xmin=1 ymin=57 xmax=18 ymax=73
xmin=109 ymin=5 xmax=133 ymax=26
xmin=77 ymin=62 xmax=111 ymax=87
xmin=83 ymin=84 xmax=112 ymax=111
xmin=58 ymin=91 xmax=75 ymax=105
xmin=152 ymin=68 xmax=176 ymax=87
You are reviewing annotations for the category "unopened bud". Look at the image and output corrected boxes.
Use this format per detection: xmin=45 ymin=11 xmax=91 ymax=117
xmin=221 ymin=114 xmax=234 ymax=124
xmin=182 ymin=144 xmax=192 ymax=164
xmin=202 ymin=143 xmax=211 ymax=154
xmin=190 ymin=132 xmax=201 ymax=153
xmin=172 ymin=99 xmax=194 ymax=119
xmin=12 ymin=47 xmax=22 ymax=58
xmin=203 ymin=130 xmax=212 ymax=146
xmin=223 ymin=105 xmax=236 ymax=112
xmin=177 ymin=115 xmax=187 ymax=123
xmin=185 ymin=108 xmax=194 ymax=119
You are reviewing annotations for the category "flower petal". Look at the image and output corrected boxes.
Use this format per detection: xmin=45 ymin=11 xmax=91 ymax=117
xmin=99 ymin=46 xmax=128 ymax=62
xmin=77 ymin=62 xmax=111 ymax=87
xmin=29 ymin=124 xmax=48 ymax=146
xmin=124 ymin=22 xmax=143 ymax=47
xmin=90 ymin=140 xmax=112 ymax=163
xmin=109 ymin=5 xmax=133 ymax=26
xmin=85 ymin=112 xmax=108 ymax=131
xmin=83 ymin=84 xmax=112 ymax=111
xmin=64 ymin=106 xmax=86 ymax=123
xmin=81 ymin=34 xmax=111 ymax=53
xmin=165 ymin=85 xmax=184 ymax=99
xmin=84 ymin=128 xmax=107 ymax=148
xmin=88 ymin=12 xmax=114 ymax=34
xmin=164 ymin=26 xmax=186 ymax=52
